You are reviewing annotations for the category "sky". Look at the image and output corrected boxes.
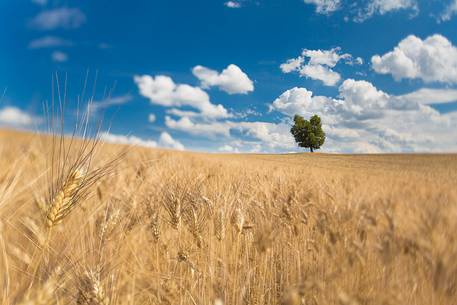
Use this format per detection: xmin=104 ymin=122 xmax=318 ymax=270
xmin=1 ymin=0 xmax=457 ymax=153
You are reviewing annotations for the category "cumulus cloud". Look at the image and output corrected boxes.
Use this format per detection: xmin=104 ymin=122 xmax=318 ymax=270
xmin=158 ymin=132 xmax=185 ymax=150
xmin=51 ymin=51 xmax=68 ymax=62
xmin=165 ymin=114 xmax=296 ymax=151
xmin=272 ymin=79 xmax=417 ymax=122
xmin=225 ymin=1 xmax=241 ymax=8
xmin=100 ymin=132 xmax=158 ymax=148
xmin=338 ymin=79 xmax=393 ymax=117
xmin=165 ymin=82 xmax=446 ymax=152
xmin=0 ymin=107 xmax=41 ymax=127
xmin=100 ymin=131 xmax=184 ymax=150
xmin=371 ymin=34 xmax=457 ymax=84
xmin=280 ymin=57 xmax=304 ymax=74
xmin=299 ymin=64 xmax=342 ymax=86
xmin=134 ymin=74 xmax=229 ymax=118
xmin=218 ymin=144 xmax=239 ymax=152
xmin=271 ymin=87 xmax=338 ymax=120
xmin=270 ymin=79 xmax=457 ymax=153
xmin=165 ymin=116 xmax=231 ymax=137
xmin=281 ymin=47 xmax=359 ymax=86
xmin=192 ymin=64 xmax=254 ymax=94
xmin=302 ymin=48 xmax=352 ymax=67
xmin=303 ymin=0 xmax=341 ymax=14
xmin=28 ymin=36 xmax=72 ymax=49
xmin=440 ymin=0 xmax=457 ymax=22
xmin=233 ymin=121 xmax=296 ymax=149
xmin=30 ymin=7 xmax=86 ymax=30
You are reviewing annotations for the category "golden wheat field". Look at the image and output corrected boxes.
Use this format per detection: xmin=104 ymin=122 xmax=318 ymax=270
xmin=1 ymin=128 xmax=457 ymax=305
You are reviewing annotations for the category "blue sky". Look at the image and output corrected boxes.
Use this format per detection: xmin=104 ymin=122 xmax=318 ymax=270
xmin=1 ymin=0 xmax=457 ymax=153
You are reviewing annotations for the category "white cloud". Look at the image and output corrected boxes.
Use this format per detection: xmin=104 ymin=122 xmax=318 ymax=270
xmin=440 ymin=0 xmax=457 ymax=22
xmin=30 ymin=7 xmax=86 ymax=30
xmin=148 ymin=113 xmax=156 ymax=123
xmin=370 ymin=0 xmax=417 ymax=14
xmin=281 ymin=47 xmax=358 ymax=86
xmin=165 ymin=116 xmax=231 ymax=137
xmin=354 ymin=57 xmax=364 ymax=65
xmin=165 ymin=114 xmax=296 ymax=151
xmin=88 ymin=94 xmax=132 ymax=114
xmin=338 ymin=79 xmax=392 ymax=118
xmin=371 ymin=34 xmax=457 ymax=84
xmin=280 ymin=57 xmax=304 ymax=73
xmin=303 ymin=0 xmax=341 ymax=14
xmin=271 ymin=87 xmax=314 ymax=116
xmin=192 ymin=64 xmax=254 ymax=94
xmin=158 ymin=132 xmax=185 ymax=150
xmin=302 ymin=48 xmax=352 ymax=67
xmin=233 ymin=121 xmax=296 ymax=149
xmin=225 ymin=1 xmax=241 ymax=8
xmin=166 ymin=108 xmax=202 ymax=118
xmin=218 ymin=144 xmax=239 ymax=152
xmin=100 ymin=132 xmax=158 ymax=148
xmin=100 ymin=131 xmax=184 ymax=150
xmin=272 ymin=79 xmax=415 ymax=122
xmin=51 ymin=51 xmax=68 ymax=62
xmin=398 ymin=88 xmax=457 ymax=105
xmin=0 ymin=107 xmax=41 ymax=127
xmin=271 ymin=87 xmax=338 ymax=120
xmin=134 ymin=74 xmax=229 ymax=118
xmin=29 ymin=36 xmax=72 ymax=49
xmin=270 ymin=79 xmax=457 ymax=153
xmin=356 ymin=0 xmax=418 ymax=21
xmin=299 ymin=64 xmax=342 ymax=86
xmin=303 ymin=0 xmax=418 ymax=21
xmin=166 ymin=95 xmax=446 ymax=152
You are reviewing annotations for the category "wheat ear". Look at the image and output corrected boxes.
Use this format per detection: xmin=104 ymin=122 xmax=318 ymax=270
xmin=214 ymin=209 xmax=225 ymax=241
xmin=232 ymin=208 xmax=244 ymax=234
xmin=46 ymin=168 xmax=85 ymax=227
xmin=77 ymin=270 xmax=109 ymax=305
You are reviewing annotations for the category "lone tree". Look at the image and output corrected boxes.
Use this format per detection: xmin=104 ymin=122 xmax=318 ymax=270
xmin=290 ymin=114 xmax=325 ymax=153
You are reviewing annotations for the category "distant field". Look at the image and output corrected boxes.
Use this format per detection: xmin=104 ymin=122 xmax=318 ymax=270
xmin=1 ymin=129 xmax=457 ymax=305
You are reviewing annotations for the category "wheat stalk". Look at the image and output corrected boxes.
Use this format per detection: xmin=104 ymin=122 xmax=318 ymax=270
xmin=17 ymin=268 xmax=62 ymax=305
xmin=186 ymin=208 xmax=205 ymax=248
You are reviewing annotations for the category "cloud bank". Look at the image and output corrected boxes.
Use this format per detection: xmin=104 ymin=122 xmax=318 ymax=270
xmin=134 ymin=75 xmax=230 ymax=118
xmin=372 ymin=34 xmax=457 ymax=84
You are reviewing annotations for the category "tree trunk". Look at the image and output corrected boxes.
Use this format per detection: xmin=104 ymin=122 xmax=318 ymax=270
xmin=310 ymin=147 xmax=314 ymax=153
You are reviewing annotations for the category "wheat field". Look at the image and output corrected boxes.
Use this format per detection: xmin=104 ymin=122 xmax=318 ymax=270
xmin=1 ymin=128 xmax=457 ymax=305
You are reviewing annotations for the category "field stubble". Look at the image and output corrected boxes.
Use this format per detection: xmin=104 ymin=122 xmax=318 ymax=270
xmin=1 ymin=129 xmax=457 ymax=305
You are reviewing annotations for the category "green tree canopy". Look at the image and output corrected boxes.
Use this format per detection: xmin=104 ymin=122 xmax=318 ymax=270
xmin=290 ymin=114 xmax=326 ymax=153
